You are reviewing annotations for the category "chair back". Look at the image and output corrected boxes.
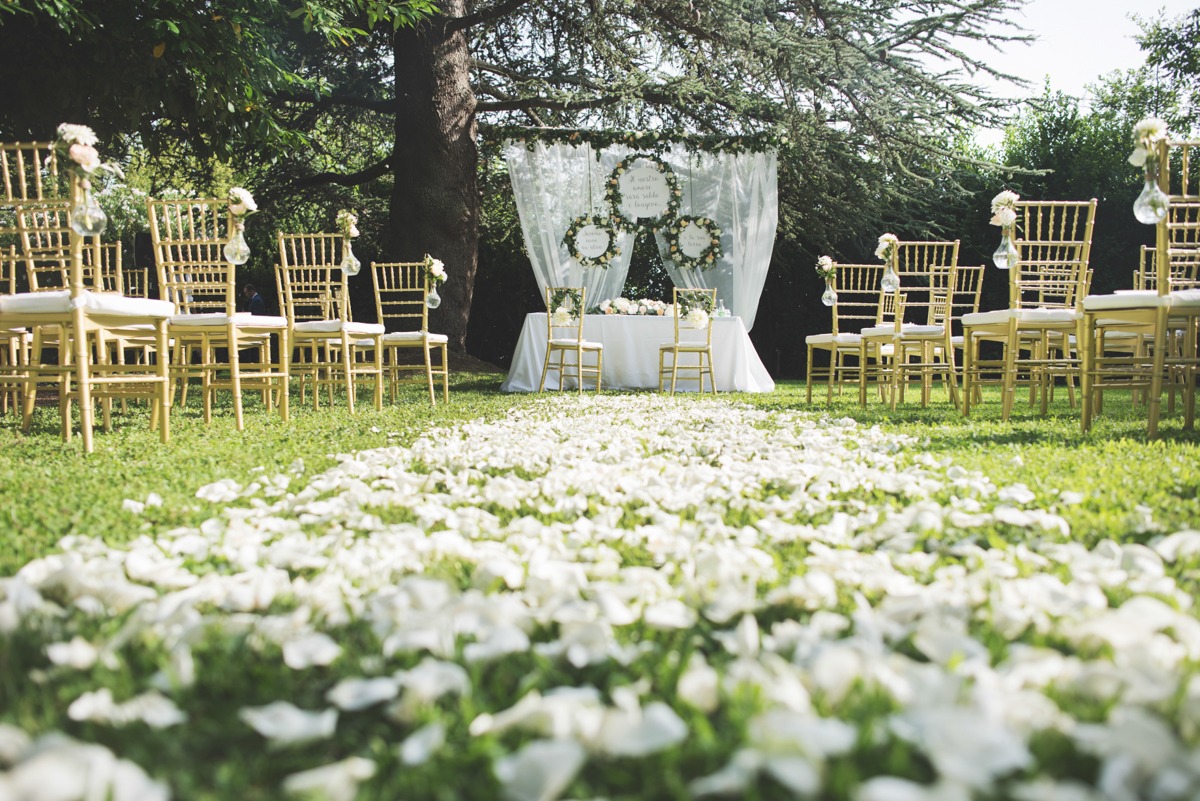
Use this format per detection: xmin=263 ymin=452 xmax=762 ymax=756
xmin=147 ymin=198 xmax=237 ymax=315
xmin=827 ymin=263 xmax=884 ymax=335
xmin=1011 ymin=199 xmax=1096 ymax=310
xmin=1 ymin=141 xmax=59 ymax=203
xmin=1 ymin=245 xmax=17 ymax=295
xmin=892 ymin=240 xmax=959 ymax=324
xmin=278 ymin=232 xmax=350 ymax=324
xmin=672 ymin=287 xmax=716 ymax=347
xmin=950 ymin=264 xmax=986 ymax=335
xmin=545 ymin=286 xmax=587 ymax=343
xmin=372 ymin=261 xmax=430 ymax=333
xmin=121 ymin=266 xmax=150 ymax=298
xmin=1152 ymin=141 xmax=1200 ymax=293
xmin=14 ymin=201 xmax=112 ymax=293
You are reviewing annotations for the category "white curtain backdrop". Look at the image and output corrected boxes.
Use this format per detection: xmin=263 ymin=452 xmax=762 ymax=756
xmin=504 ymin=140 xmax=778 ymax=329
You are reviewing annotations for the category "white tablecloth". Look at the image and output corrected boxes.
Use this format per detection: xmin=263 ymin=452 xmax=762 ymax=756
xmin=501 ymin=313 xmax=776 ymax=392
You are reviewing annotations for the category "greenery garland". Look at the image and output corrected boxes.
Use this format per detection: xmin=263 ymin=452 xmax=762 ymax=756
xmin=663 ymin=215 xmax=723 ymax=271
xmin=562 ymin=214 xmax=621 ymax=269
xmin=606 ymin=152 xmax=681 ymax=233
xmin=488 ymin=125 xmax=785 ymax=156
xmin=548 ymin=287 xmax=583 ymax=317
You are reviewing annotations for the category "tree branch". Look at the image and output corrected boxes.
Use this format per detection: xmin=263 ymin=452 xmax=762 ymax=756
xmin=444 ymin=0 xmax=534 ymax=35
xmin=286 ymin=156 xmax=394 ymax=190
xmin=271 ymin=91 xmax=397 ymax=114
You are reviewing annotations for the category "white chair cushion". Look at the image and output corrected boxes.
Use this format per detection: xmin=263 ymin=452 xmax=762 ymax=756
xmin=1083 ymin=291 xmax=1166 ymax=311
xmin=804 ymin=333 xmax=862 ymax=345
xmin=962 ymin=309 xmax=1011 ymax=326
xmin=293 ymin=320 xmax=386 ymax=335
xmin=0 ymin=290 xmax=174 ymax=318
xmin=1013 ymin=307 xmax=1079 ymax=323
xmin=382 ymin=331 xmax=449 ymax=344
xmin=170 ymin=312 xmax=287 ymax=329
xmin=1170 ymin=289 xmax=1200 ymax=308
xmin=898 ymin=324 xmax=944 ymax=337
xmin=859 ymin=325 xmax=898 ymax=337
xmin=549 ymin=338 xmax=602 ymax=348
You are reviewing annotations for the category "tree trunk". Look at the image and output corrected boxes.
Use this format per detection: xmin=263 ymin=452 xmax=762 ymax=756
xmin=390 ymin=2 xmax=478 ymax=352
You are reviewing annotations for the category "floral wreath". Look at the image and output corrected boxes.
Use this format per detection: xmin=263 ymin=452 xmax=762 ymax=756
xmin=605 ymin=152 xmax=681 ymax=232
xmin=562 ymin=214 xmax=621 ymax=269
xmin=663 ymin=215 xmax=723 ymax=271
xmin=548 ymin=287 xmax=583 ymax=325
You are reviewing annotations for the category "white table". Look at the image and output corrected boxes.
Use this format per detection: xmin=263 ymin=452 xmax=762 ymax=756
xmin=501 ymin=313 xmax=776 ymax=392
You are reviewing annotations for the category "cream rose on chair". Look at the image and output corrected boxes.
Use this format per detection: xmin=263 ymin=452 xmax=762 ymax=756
xmin=686 ymin=307 xmax=709 ymax=329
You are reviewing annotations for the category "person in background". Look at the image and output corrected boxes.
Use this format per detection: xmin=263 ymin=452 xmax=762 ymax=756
xmin=243 ymin=283 xmax=267 ymax=315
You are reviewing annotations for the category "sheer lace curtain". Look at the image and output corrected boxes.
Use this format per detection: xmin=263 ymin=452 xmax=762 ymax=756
xmin=504 ymin=140 xmax=778 ymax=329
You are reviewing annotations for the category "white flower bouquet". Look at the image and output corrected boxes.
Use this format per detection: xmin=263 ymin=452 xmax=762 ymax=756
xmin=874 ymin=233 xmax=898 ymax=262
xmin=990 ymin=189 xmax=1019 ymax=228
xmin=423 ymin=254 xmax=447 ymax=284
xmin=228 ymin=187 xmax=257 ymax=218
xmin=1128 ymin=117 xmax=1168 ymax=167
xmin=336 ymin=209 xmax=360 ymax=238
xmin=815 ymin=255 xmax=835 ymax=280
xmin=51 ymin=122 xmax=121 ymax=179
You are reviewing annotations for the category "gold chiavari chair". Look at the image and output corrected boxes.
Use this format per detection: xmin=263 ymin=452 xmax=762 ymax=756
xmin=148 ymin=197 xmax=290 ymax=429
xmin=0 ymin=170 xmax=173 ymax=452
xmin=371 ymin=261 xmax=449 ymax=404
xmin=962 ymin=200 xmax=1096 ymax=419
xmin=540 ymin=286 xmax=602 ymax=392
xmin=805 ymin=263 xmax=885 ymax=404
xmin=858 ymin=240 xmax=960 ymax=406
xmin=1082 ymin=140 xmax=1200 ymax=436
xmin=659 ymin=287 xmax=716 ymax=393
xmin=278 ymin=232 xmax=384 ymax=413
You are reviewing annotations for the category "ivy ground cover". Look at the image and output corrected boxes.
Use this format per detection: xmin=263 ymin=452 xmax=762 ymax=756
xmin=1 ymin=393 xmax=1199 ymax=800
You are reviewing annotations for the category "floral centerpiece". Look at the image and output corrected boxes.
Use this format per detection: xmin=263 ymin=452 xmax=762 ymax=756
xmin=815 ymin=255 xmax=837 ymax=307
xmin=336 ymin=209 xmax=361 ymax=276
xmin=51 ymin=123 xmax=122 ymax=237
xmin=1129 ymin=117 xmax=1170 ymax=224
xmin=664 ymin=216 xmax=723 ymax=270
xmin=223 ymin=187 xmax=256 ymax=265
xmin=875 ymin=233 xmax=900 ymax=292
xmin=989 ymin=189 xmax=1020 ymax=270
xmin=423 ymin=253 xmax=446 ymax=309
xmin=597 ymin=297 xmax=668 ymax=316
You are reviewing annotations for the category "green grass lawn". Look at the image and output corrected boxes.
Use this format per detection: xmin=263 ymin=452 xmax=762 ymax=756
xmin=1 ymin=377 xmax=1198 ymax=800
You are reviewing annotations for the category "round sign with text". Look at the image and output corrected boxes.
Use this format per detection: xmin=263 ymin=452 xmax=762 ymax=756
xmin=606 ymin=153 xmax=681 ymax=231
xmin=563 ymin=214 xmax=621 ymax=269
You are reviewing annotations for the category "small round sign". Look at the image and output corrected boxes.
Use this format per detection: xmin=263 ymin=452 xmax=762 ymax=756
xmin=562 ymin=214 xmax=621 ymax=269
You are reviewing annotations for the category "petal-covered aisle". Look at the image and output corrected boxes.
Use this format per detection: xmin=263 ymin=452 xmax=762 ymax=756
xmin=2 ymin=395 xmax=1198 ymax=800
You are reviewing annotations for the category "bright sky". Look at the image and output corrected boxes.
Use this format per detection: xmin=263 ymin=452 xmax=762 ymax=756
xmin=982 ymin=0 xmax=1197 ymax=99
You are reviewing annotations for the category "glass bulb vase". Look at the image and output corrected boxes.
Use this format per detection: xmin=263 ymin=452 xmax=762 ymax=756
xmin=992 ymin=226 xmax=1019 ymax=270
xmin=880 ymin=266 xmax=900 ymax=294
xmin=340 ymin=239 xmax=361 ymax=276
xmin=426 ymin=283 xmax=442 ymax=309
xmin=1133 ymin=159 xmax=1170 ymax=225
xmin=820 ymin=277 xmax=837 ymax=307
xmin=70 ymin=177 xmax=108 ymax=237
xmin=223 ymin=220 xmax=251 ymax=265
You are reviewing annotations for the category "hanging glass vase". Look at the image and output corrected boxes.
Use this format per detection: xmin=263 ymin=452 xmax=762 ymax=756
xmin=881 ymin=265 xmax=900 ymax=294
xmin=70 ymin=177 xmax=107 ymax=237
xmin=223 ymin=219 xmax=251 ymax=265
xmin=339 ymin=238 xmax=361 ymax=276
xmin=992 ymin=226 xmax=1019 ymax=270
xmin=426 ymin=282 xmax=442 ymax=309
xmin=821 ymin=277 xmax=838 ymax=307
xmin=1133 ymin=158 xmax=1170 ymax=225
